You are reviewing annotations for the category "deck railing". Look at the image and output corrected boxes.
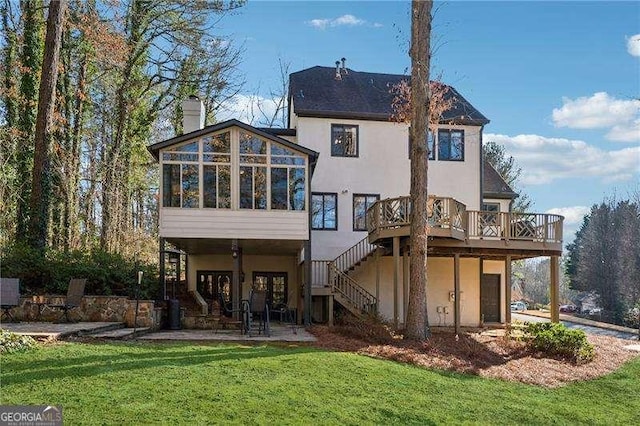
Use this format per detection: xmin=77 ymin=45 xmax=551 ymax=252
xmin=367 ymin=196 xmax=563 ymax=244
xmin=366 ymin=195 xmax=466 ymax=234
xmin=311 ymin=260 xmax=331 ymax=287
xmin=333 ymin=236 xmax=377 ymax=273
xmin=466 ymin=211 xmax=563 ymax=242
xmin=329 ymin=263 xmax=377 ymax=315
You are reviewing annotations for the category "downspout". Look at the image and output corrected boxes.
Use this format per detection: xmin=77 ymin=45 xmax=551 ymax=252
xmin=479 ymin=124 xmax=485 ymax=209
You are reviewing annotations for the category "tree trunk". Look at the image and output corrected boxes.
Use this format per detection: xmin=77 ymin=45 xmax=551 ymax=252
xmin=27 ymin=0 xmax=67 ymax=250
xmin=404 ymin=0 xmax=432 ymax=341
xmin=15 ymin=0 xmax=44 ymax=242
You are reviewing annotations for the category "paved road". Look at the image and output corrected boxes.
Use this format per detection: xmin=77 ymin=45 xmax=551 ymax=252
xmin=512 ymin=312 xmax=640 ymax=341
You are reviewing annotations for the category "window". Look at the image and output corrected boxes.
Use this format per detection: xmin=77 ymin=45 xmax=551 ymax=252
xmin=438 ymin=129 xmax=464 ymax=161
xmin=253 ymin=272 xmax=288 ymax=307
xmin=408 ymin=128 xmax=435 ymax=160
xmin=161 ymin=129 xmax=307 ymax=212
xmin=331 ymin=124 xmax=358 ymax=157
xmin=203 ymin=132 xmax=231 ymax=209
xmin=270 ymin=145 xmax=306 ymax=211
xmin=162 ymin=142 xmax=200 ymax=208
xmin=353 ymin=194 xmax=380 ymax=231
xmin=312 ymin=193 xmax=337 ymax=230
xmin=481 ymin=202 xmax=500 ymax=226
xmin=239 ymin=132 xmax=267 ymax=209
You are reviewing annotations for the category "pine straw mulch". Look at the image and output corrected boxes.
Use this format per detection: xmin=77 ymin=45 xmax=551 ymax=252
xmin=309 ymin=325 xmax=639 ymax=388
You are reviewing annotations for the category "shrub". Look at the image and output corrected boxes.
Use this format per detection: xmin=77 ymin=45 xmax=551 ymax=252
xmin=525 ymin=322 xmax=594 ymax=363
xmin=0 ymin=330 xmax=38 ymax=354
xmin=0 ymin=242 xmax=159 ymax=298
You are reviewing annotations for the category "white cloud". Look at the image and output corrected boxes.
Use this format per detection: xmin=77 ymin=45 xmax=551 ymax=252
xmin=306 ymin=14 xmax=377 ymax=30
xmin=545 ymin=206 xmax=590 ymax=225
xmin=627 ymin=34 xmax=640 ymax=57
xmin=484 ymin=133 xmax=640 ymax=185
xmin=607 ymin=118 xmax=640 ymax=142
xmin=217 ymin=94 xmax=280 ymax=126
xmin=552 ymin=92 xmax=640 ymax=138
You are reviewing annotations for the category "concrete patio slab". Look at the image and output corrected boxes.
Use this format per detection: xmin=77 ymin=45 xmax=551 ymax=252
xmin=0 ymin=321 xmax=124 ymax=339
xmin=139 ymin=325 xmax=316 ymax=342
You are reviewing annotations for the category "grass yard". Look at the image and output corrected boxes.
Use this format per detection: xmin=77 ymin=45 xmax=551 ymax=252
xmin=1 ymin=342 xmax=639 ymax=425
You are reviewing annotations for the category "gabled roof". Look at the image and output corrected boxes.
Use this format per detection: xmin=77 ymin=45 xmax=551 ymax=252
xmin=147 ymin=119 xmax=317 ymax=161
xmin=483 ymin=160 xmax=518 ymax=200
xmin=289 ymin=66 xmax=490 ymax=125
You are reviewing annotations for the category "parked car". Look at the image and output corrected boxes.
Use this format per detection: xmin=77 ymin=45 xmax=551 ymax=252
xmin=510 ymin=301 xmax=527 ymax=311
xmin=588 ymin=307 xmax=602 ymax=315
xmin=559 ymin=304 xmax=577 ymax=313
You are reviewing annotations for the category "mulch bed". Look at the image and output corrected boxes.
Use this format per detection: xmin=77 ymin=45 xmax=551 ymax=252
xmin=309 ymin=325 xmax=639 ymax=388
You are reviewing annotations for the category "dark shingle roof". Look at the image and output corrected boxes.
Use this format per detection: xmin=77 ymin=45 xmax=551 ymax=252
xmin=483 ymin=160 xmax=518 ymax=199
xmin=289 ymin=66 xmax=489 ymax=125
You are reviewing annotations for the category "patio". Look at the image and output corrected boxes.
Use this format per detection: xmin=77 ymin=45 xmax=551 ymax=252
xmin=1 ymin=321 xmax=316 ymax=342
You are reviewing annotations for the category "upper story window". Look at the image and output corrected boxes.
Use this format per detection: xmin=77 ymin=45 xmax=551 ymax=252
xmin=312 ymin=193 xmax=337 ymax=230
xmin=271 ymin=145 xmax=306 ymax=211
xmin=161 ymin=129 xmax=307 ymax=212
xmin=331 ymin=124 xmax=358 ymax=157
xmin=353 ymin=194 xmax=380 ymax=231
xmin=239 ymin=133 xmax=267 ymax=209
xmin=203 ymin=132 xmax=231 ymax=209
xmin=481 ymin=202 xmax=500 ymax=226
xmin=162 ymin=141 xmax=200 ymax=208
xmin=408 ymin=128 xmax=435 ymax=160
xmin=438 ymin=129 xmax=464 ymax=161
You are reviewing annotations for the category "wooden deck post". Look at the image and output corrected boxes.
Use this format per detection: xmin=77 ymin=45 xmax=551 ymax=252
xmin=550 ymin=255 xmax=560 ymax=323
xmin=375 ymin=247 xmax=380 ymax=307
xmin=304 ymin=239 xmax=312 ymax=326
xmin=393 ymin=236 xmax=400 ymax=329
xmin=454 ymin=254 xmax=461 ymax=336
xmin=231 ymin=239 xmax=241 ymax=321
xmin=403 ymin=250 xmax=409 ymax=325
xmin=328 ymin=294 xmax=334 ymax=326
xmin=505 ymin=255 xmax=512 ymax=326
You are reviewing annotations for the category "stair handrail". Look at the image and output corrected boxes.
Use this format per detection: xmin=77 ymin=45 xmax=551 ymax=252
xmin=329 ymin=263 xmax=377 ymax=314
xmin=333 ymin=236 xmax=377 ymax=273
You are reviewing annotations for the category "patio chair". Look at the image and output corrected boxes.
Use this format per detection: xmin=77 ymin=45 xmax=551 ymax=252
xmin=0 ymin=278 xmax=20 ymax=322
xmin=248 ymin=290 xmax=270 ymax=337
xmin=47 ymin=279 xmax=86 ymax=323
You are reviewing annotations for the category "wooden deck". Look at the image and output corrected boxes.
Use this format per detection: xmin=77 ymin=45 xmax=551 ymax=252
xmin=366 ymin=196 xmax=563 ymax=258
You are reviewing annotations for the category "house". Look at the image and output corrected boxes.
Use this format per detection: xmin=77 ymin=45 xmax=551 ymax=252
xmin=147 ymin=62 xmax=564 ymax=331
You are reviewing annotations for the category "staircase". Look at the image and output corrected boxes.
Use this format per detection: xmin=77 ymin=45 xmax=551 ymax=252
xmin=328 ymin=236 xmax=379 ymax=317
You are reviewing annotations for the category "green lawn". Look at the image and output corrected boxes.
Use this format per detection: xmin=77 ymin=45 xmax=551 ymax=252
xmin=1 ymin=342 xmax=639 ymax=425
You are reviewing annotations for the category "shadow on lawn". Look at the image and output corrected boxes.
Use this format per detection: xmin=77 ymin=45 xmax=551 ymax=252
xmin=2 ymin=343 xmax=317 ymax=386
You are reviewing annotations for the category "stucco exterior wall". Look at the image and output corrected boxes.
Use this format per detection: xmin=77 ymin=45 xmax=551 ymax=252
xmin=294 ymin=115 xmax=482 ymax=260
xmin=187 ymin=254 xmax=300 ymax=309
xmin=349 ymin=256 xmax=483 ymax=327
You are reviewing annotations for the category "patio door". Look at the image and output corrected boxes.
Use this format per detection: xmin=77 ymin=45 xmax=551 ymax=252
xmin=197 ymin=271 xmax=233 ymax=304
xmin=253 ymin=272 xmax=288 ymax=308
xmin=481 ymin=274 xmax=501 ymax=323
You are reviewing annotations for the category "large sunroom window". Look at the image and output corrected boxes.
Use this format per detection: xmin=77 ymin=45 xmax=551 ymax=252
xmin=162 ymin=141 xmax=199 ymax=208
xmin=161 ymin=129 xmax=307 ymax=211
xmin=203 ymin=132 xmax=231 ymax=208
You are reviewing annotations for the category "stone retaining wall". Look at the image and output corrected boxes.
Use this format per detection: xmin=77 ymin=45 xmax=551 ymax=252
xmin=7 ymin=296 xmax=161 ymax=329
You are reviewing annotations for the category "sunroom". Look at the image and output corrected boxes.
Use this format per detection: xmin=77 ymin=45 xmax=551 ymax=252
xmin=148 ymin=119 xmax=318 ymax=323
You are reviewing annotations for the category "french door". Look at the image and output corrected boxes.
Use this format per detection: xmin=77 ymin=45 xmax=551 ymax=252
xmin=252 ymin=272 xmax=288 ymax=307
xmin=197 ymin=271 xmax=233 ymax=304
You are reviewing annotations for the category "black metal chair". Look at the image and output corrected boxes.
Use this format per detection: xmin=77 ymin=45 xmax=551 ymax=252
xmin=47 ymin=279 xmax=86 ymax=323
xmin=0 ymin=278 xmax=20 ymax=322
xmin=248 ymin=290 xmax=270 ymax=337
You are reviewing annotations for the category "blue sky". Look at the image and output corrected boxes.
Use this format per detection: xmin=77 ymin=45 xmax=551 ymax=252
xmin=218 ymin=1 xmax=640 ymax=241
